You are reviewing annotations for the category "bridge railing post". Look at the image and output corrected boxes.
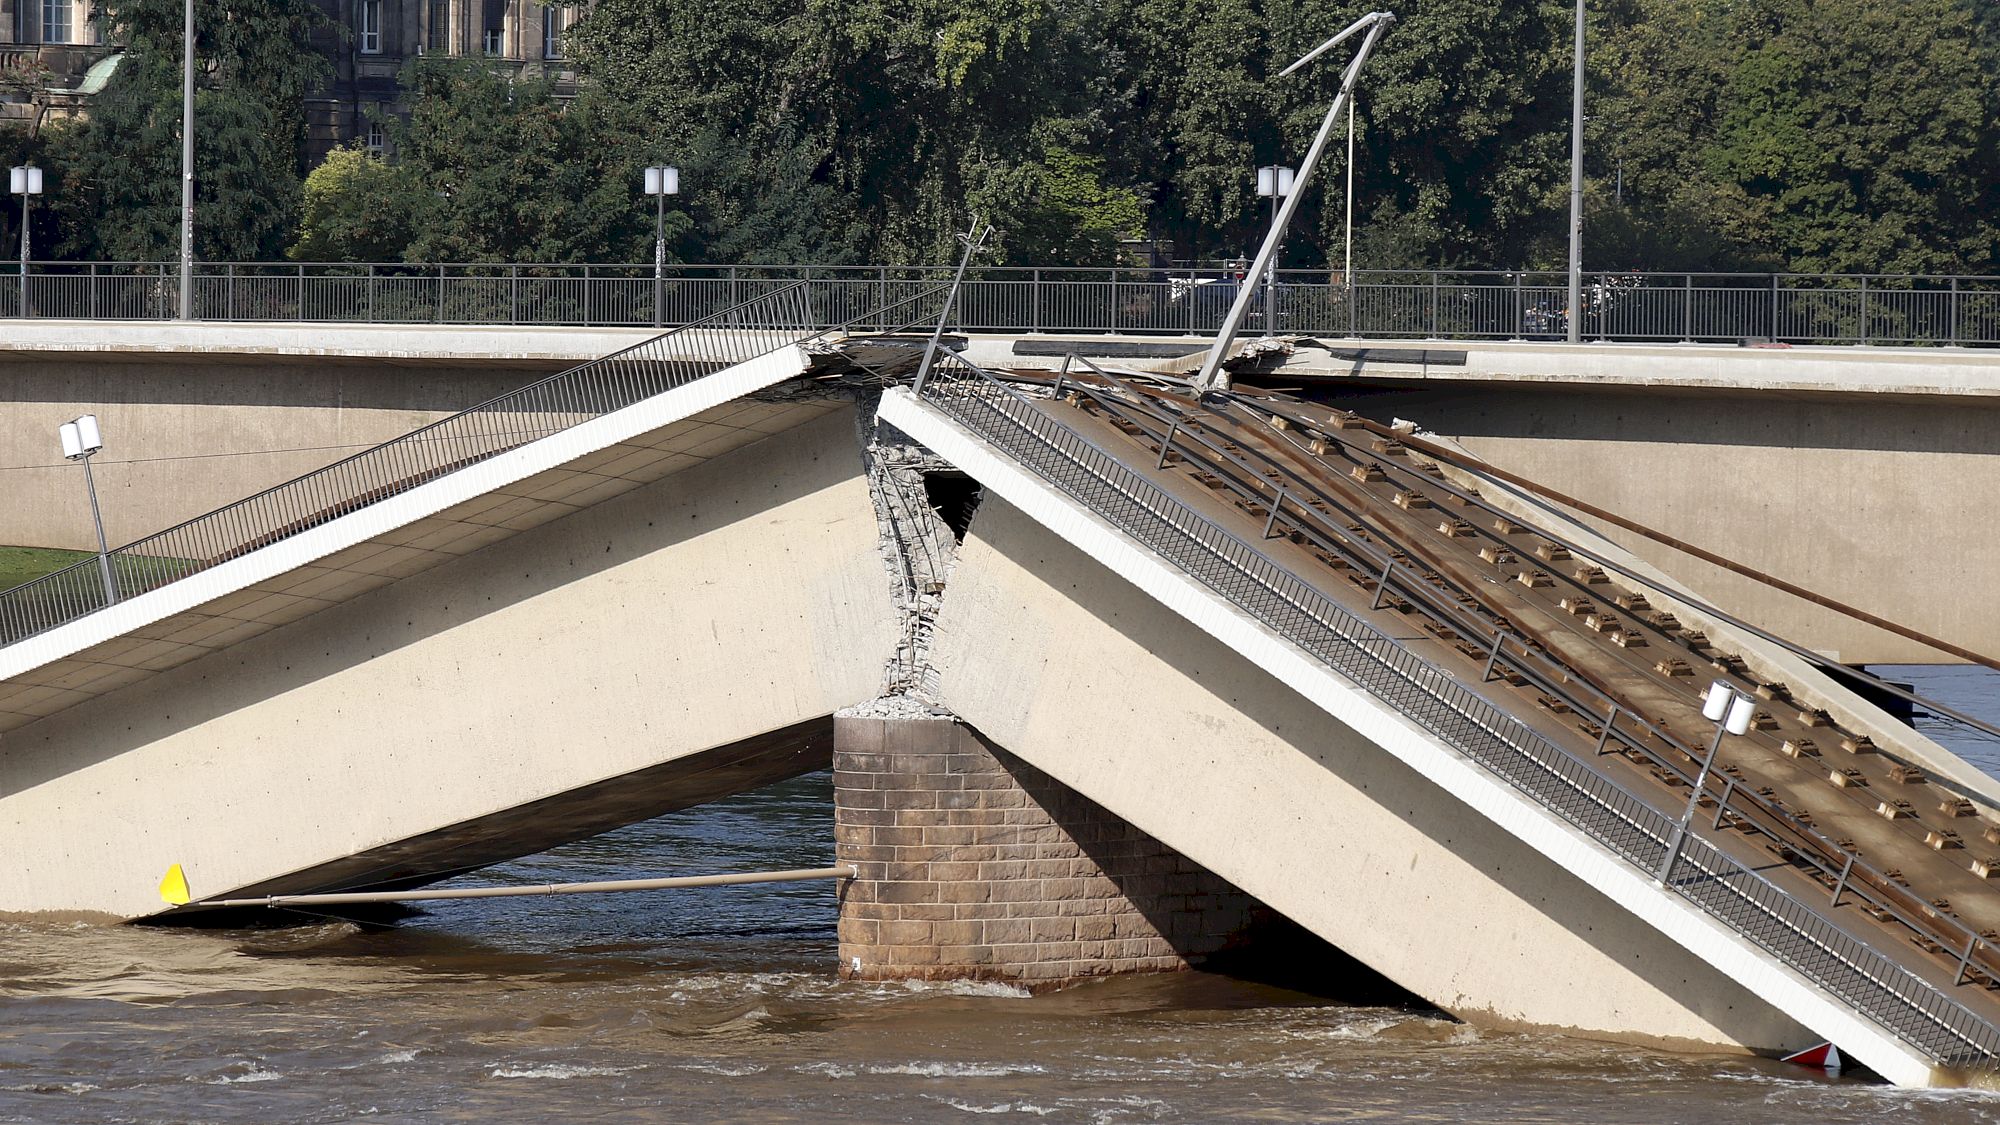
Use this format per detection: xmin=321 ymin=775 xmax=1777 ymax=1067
xmin=367 ymin=264 xmax=377 ymax=323
xmin=1859 ymin=274 xmax=1870 ymax=344
xmin=1429 ymin=270 xmax=1440 ymax=338
xmin=1949 ymin=276 xmax=1960 ymax=346
xmin=1682 ymin=274 xmax=1694 ymax=342
xmin=1595 ymin=703 xmax=1620 ymax=755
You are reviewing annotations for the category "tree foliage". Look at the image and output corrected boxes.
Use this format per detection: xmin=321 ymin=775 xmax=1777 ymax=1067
xmin=12 ymin=0 xmax=2000 ymax=272
xmin=51 ymin=0 xmax=329 ymax=261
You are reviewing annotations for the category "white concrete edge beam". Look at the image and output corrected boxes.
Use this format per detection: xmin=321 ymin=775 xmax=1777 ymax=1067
xmin=0 ymin=346 xmax=810 ymax=682
xmin=877 ymin=386 xmax=1948 ymax=1088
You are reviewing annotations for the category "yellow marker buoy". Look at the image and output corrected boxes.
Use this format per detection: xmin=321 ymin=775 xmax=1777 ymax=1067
xmin=157 ymin=864 xmax=191 ymax=906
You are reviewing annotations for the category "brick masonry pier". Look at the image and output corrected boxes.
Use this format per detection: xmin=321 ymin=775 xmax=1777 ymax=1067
xmin=834 ymin=715 xmax=1264 ymax=987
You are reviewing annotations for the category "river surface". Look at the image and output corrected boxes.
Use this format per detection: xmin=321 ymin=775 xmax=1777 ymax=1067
xmin=5 ymin=669 xmax=2000 ymax=1123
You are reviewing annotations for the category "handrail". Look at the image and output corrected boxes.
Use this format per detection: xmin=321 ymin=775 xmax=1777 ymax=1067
xmin=4 ymin=263 xmax=1996 ymax=344
xmin=0 ymin=282 xmax=951 ymax=648
xmin=911 ymin=354 xmax=2000 ymax=1069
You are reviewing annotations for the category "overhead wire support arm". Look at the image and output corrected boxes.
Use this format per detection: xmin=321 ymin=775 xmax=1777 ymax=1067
xmin=1195 ymin=10 xmax=1397 ymax=396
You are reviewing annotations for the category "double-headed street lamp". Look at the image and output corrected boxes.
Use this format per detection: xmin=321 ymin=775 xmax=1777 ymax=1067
xmin=1254 ymin=164 xmax=1295 ymax=331
xmin=642 ymin=164 xmax=679 ymax=328
xmin=9 ymin=163 xmax=43 ymax=319
xmin=1658 ymin=679 xmax=1756 ymax=883
xmin=58 ymin=414 xmax=118 ymax=606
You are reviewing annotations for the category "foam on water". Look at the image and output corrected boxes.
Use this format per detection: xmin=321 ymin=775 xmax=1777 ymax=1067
xmin=489 ymin=1064 xmax=639 ymax=1080
xmin=869 ymin=1061 xmax=1050 ymax=1078
xmin=893 ymin=978 xmax=1034 ymax=1000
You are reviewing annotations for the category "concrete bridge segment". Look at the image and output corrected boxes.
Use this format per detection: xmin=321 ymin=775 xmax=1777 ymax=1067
xmin=0 ymin=349 xmax=902 ymax=919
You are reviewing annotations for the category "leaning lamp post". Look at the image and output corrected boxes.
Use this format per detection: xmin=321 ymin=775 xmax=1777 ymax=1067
xmin=1196 ymin=11 xmax=1396 ymax=394
xmin=59 ymin=414 xmax=119 ymax=606
xmin=642 ymin=165 xmax=679 ymax=328
xmin=1657 ymin=679 xmax=1755 ymax=884
xmin=9 ymin=163 xmax=42 ymax=319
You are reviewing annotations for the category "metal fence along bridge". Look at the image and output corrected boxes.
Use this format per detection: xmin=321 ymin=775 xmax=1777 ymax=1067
xmin=5 ymin=262 xmax=2000 ymax=345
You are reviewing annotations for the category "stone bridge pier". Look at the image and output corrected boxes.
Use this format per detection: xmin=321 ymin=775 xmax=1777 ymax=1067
xmin=833 ymin=715 xmax=1272 ymax=988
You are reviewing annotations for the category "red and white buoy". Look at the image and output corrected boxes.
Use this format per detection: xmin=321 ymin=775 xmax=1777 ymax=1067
xmin=1781 ymin=1042 xmax=1843 ymax=1073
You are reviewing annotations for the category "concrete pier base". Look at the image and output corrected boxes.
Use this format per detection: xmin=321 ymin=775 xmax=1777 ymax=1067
xmin=833 ymin=715 xmax=1261 ymax=987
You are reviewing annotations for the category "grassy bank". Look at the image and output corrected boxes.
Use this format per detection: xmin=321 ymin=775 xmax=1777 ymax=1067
xmin=0 ymin=545 xmax=97 ymax=591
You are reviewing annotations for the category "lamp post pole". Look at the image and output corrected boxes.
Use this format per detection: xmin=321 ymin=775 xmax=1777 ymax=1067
xmin=1566 ymin=0 xmax=1584 ymax=344
xmin=643 ymin=165 xmax=679 ymax=329
xmin=1345 ymin=93 xmax=1355 ymax=305
xmin=179 ymin=0 xmax=196 ymax=320
xmin=1658 ymin=681 xmax=1754 ymax=884
xmin=59 ymin=415 xmax=117 ymax=606
xmin=9 ymin=164 xmax=42 ymax=320
xmin=1255 ymin=165 xmax=1295 ymax=332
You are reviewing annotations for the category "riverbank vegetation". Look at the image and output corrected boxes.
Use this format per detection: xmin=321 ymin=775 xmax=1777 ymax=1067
xmin=4 ymin=0 xmax=1996 ymax=272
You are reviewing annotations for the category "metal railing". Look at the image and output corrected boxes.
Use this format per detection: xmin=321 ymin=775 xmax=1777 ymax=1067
xmin=4 ymin=263 xmax=1999 ymax=345
xmin=911 ymin=355 xmax=2000 ymax=1069
xmin=0 ymin=283 xmax=832 ymax=647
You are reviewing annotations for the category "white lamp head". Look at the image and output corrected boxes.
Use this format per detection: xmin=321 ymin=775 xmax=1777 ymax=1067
xmin=1724 ymin=694 xmax=1757 ymax=737
xmin=644 ymin=166 xmax=680 ymax=196
xmin=1703 ymin=680 xmax=1733 ymax=722
xmin=61 ymin=414 xmax=103 ymax=460
xmin=9 ymin=166 xmax=41 ymax=195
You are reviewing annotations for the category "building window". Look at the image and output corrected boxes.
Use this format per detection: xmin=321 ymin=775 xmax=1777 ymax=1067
xmin=541 ymin=5 xmax=563 ymax=59
xmin=483 ymin=27 xmax=504 ymax=55
xmin=358 ymin=0 xmax=382 ymax=54
xmin=427 ymin=0 xmax=449 ymax=52
xmin=41 ymin=0 xmax=72 ymax=43
xmin=365 ymin=123 xmax=385 ymax=155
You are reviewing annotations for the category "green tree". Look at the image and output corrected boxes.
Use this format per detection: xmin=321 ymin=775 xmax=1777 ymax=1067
xmin=1594 ymin=0 xmax=1999 ymax=274
xmin=54 ymin=0 xmax=329 ymax=261
xmin=287 ymin=60 xmax=656 ymax=263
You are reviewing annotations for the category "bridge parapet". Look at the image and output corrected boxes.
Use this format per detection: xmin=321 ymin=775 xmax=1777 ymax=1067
xmin=5 ymin=263 xmax=1998 ymax=345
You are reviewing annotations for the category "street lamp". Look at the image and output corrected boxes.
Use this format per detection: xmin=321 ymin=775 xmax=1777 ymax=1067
xmin=1254 ymin=164 xmax=1295 ymax=331
xmin=179 ymin=0 xmax=194 ymax=320
xmin=1658 ymin=679 xmax=1755 ymax=883
xmin=58 ymin=414 xmax=118 ymax=606
xmin=642 ymin=164 xmax=679 ymax=329
xmin=9 ymin=163 xmax=43 ymax=320
xmin=1566 ymin=0 xmax=1584 ymax=344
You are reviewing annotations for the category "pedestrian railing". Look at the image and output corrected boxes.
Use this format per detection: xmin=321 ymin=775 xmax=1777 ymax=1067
xmin=5 ymin=263 xmax=1999 ymax=345
xmin=910 ymin=354 xmax=2000 ymax=1069
xmin=0 ymin=280 xmax=914 ymax=647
